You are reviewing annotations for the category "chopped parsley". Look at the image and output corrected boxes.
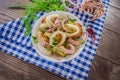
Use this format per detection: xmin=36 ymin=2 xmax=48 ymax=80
xmin=52 ymin=37 xmax=59 ymax=46
xmin=67 ymin=15 xmax=77 ymax=22
xmin=32 ymin=35 xmax=38 ymax=43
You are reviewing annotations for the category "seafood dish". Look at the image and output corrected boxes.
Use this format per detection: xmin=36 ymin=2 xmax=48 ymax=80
xmin=32 ymin=11 xmax=88 ymax=61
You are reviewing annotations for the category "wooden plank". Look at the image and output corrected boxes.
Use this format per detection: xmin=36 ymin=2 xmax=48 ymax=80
xmin=104 ymin=0 xmax=120 ymax=34
xmin=104 ymin=5 xmax=120 ymax=34
xmin=88 ymin=56 xmax=120 ymax=80
xmin=0 ymin=13 xmax=13 ymax=24
xmin=110 ymin=0 xmax=120 ymax=9
xmin=96 ymin=28 xmax=120 ymax=65
xmin=0 ymin=0 xmax=29 ymax=19
xmin=0 ymin=51 xmax=65 ymax=80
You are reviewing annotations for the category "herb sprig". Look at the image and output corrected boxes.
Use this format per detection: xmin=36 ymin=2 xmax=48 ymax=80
xmin=22 ymin=0 xmax=65 ymax=36
xmin=32 ymin=35 xmax=38 ymax=43
xmin=52 ymin=37 xmax=59 ymax=46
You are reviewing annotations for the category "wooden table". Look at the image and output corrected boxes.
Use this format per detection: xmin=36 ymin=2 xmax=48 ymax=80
xmin=0 ymin=0 xmax=120 ymax=80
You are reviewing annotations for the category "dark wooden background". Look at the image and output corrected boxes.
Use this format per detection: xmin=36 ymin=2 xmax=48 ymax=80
xmin=0 ymin=0 xmax=120 ymax=80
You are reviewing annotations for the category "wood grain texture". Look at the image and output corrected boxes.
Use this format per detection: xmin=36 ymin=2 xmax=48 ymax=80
xmin=97 ymin=28 xmax=120 ymax=65
xmin=88 ymin=56 xmax=120 ymax=80
xmin=0 ymin=13 xmax=13 ymax=24
xmin=0 ymin=0 xmax=29 ymax=19
xmin=110 ymin=0 xmax=120 ymax=9
xmin=104 ymin=0 xmax=120 ymax=34
xmin=0 ymin=0 xmax=120 ymax=80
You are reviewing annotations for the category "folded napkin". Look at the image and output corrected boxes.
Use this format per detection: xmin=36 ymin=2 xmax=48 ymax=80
xmin=0 ymin=0 xmax=110 ymax=80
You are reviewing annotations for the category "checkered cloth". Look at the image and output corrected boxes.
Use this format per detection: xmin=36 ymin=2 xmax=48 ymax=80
xmin=0 ymin=0 xmax=110 ymax=80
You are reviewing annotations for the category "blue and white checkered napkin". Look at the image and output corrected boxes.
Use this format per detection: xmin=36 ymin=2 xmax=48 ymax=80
xmin=0 ymin=0 xmax=110 ymax=80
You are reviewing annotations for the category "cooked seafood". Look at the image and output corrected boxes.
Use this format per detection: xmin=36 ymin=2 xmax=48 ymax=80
xmin=33 ymin=13 xmax=88 ymax=59
xmin=80 ymin=0 xmax=105 ymax=20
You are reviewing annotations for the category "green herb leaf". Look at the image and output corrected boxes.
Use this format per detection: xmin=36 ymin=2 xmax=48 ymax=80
xmin=81 ymin=41 xmax=85 ymax=44
xmin=21 ymin=0 xmax=65 ymax=36
xmin=69 ymin=19 xmax=77 ymax=22
xmin=67 ymin=15 xmax=77 ymax=22
xmin=32 ymin=35 xmax=38 ymax=43
xmin=65 ymin=1 xmax=72 ymax=8
xmin=52 ymin=37 xmax=59 ymax=46
xmin=55 ymin=49 xmax=66 ymax=57
xmin=41 ymin=29 xmax=46 ymax=33
xmin=32 ymin=36 xmax=37 ymax=39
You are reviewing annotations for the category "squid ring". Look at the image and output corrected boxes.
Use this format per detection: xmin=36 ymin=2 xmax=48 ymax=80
xmin=46 ymin=14 xmax=59 ymax=26
xmin=39 ymin=23 xmax=49 ymax=30
xmin=65 ymin=24 xmax=80 ymax=37
xmin=37 ymin=33 xmax=51 ymax=55
xmin=50 ymin=31 xmax=66 ymax=46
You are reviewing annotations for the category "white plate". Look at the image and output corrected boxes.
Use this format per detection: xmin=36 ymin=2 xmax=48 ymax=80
xmin=31 ymin=11 xmax=87 ymax=62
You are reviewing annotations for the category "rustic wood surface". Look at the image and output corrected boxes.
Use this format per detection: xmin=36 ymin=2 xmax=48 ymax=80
xmin=0 ymin=0 xmax=120 ymax=80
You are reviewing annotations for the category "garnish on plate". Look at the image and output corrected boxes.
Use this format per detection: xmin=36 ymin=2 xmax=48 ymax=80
xmin=32 ymin=35 xmax=38 ymax=43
